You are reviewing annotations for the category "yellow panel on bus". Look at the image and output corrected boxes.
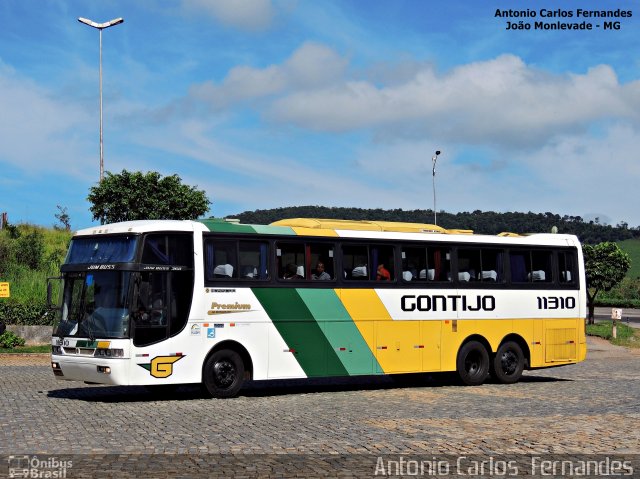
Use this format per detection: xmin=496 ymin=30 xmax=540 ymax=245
xmin=375 ymin=321 xmax=422 ymax=373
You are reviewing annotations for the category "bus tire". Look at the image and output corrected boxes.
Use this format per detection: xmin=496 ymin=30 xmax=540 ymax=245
xmin=456 ymin=340 xmax=489 ymax=386
xmin=203 ymin=349 xmax=245 ymax=398
xmin=492 ymin=341 xmax=524 ymax=384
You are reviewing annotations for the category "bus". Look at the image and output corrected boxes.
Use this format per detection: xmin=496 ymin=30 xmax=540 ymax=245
xmin=49 ymin=218 xmax=587 ymax=398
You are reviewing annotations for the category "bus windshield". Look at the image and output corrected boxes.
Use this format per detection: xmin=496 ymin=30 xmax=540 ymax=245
xmin=66 ymin=236 xmax=137 ymax=264
xmin=53 ymin=271 xmax=133 ymax=339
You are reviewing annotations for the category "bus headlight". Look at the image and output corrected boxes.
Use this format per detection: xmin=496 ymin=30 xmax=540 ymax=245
xmin=51 ymin=362 xmax=64 ymax=377
xmin=52 ymin=346 xmax=62 ymax=355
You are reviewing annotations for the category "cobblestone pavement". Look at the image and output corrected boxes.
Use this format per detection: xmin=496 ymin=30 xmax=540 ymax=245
xmin=1 ymin=338 xmax=639 ymax=477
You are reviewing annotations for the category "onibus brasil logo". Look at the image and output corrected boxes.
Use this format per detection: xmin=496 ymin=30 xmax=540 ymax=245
xmin=138 ymin=355 xmax=185 ymax=378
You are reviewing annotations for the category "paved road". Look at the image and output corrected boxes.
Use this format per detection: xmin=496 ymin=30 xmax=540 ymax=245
xmin=594 ymin=307 xmax=640 ymax=328
xmin=1 ymin=338 xmax=639 ymax=478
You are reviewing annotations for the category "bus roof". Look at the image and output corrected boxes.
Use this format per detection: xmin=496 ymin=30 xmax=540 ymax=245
xmin=199 ymin=217 xmax=580 ymax=247
xmin=271 ymin=218 xmax=474 ymax=235
xmin=73 ymin=218 xmax=580 ymax=247
xmin=74 ymin=220 xmax=205 ymax=236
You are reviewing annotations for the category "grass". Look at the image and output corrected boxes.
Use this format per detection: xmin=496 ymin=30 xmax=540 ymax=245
xmin=587 ymin=320 xmax=640 ymax=348
xmin=0 ymin=344 xmax=51 ymax=354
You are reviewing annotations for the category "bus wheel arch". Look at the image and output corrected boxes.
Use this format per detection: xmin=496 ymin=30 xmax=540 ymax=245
xmin=491 ymin=335 xmax=527 ymax=384
xmin=456 ymin=336 xmax=491 ymax=386
xmin=202 ymin=341 xmax=253 ymax=398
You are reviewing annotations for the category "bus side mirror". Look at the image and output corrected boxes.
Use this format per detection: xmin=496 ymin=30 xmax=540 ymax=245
xmin=47 ymin=277 xmax=62 ymax=310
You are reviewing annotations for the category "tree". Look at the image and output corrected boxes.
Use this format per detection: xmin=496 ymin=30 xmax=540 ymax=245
xmin=54 ymin=205 xmax=71 ymax=231
xmin=583 ymin=242 xmax=631 ymax=323
xmin=87 ymin=170 xmax=211 ymax=224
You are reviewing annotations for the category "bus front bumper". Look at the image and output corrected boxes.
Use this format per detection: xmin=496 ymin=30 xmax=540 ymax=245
xmin=51 ymin=356 xmax=129 ymax=385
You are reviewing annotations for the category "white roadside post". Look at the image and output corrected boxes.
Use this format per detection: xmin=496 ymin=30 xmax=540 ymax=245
xmin=611 ymin=308 xmax=622 ymax=339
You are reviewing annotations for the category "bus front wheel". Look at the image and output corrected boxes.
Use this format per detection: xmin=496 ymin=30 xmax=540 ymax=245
xmin=456 ymin=341 xmax=490 ymax=386
xmin=491 ymin=341 xmax=524 ymax=384
xmin=203 ymin=349 xmax=245 ymax=398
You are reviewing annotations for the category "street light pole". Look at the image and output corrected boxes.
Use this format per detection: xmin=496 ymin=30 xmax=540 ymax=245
xmin=78 ymin=17 xmax=124 ymax=182
xmin=431 ymin=150 xmax=441 ymax=225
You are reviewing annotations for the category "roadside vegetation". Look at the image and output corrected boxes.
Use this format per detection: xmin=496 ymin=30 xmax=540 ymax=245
xmin=598 ymin=239 xmax=640 ymax=309
xmin=586 ymin=321 xmax=640 ymax=348
xmin=0 ymin=344 xmax=51 ymax=354
xmin=0 ymin=223 xmax=71 ymax=327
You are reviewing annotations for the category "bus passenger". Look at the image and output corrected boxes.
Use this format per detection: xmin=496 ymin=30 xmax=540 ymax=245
xmin=376 ymin=263 xmax=391 ymax=281
xmin=283 ymin=263 xmax=302 ymax=279
xmin=312 ymin=262 xmax=331 ymax=280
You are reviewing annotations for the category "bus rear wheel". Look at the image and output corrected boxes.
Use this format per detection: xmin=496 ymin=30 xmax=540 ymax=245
xmin=456 ymin=341 xmax=489 ymax=386
xmin=203 ymin=349 xmax=245 ymax=398
xmin=491 ymin=341 xmax=524 ymax=384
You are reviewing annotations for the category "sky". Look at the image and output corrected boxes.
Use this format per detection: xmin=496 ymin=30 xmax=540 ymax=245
xmin=1 ymin=0 xmax=639 ymax=230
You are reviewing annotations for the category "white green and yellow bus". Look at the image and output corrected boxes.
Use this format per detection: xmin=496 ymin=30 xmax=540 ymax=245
xmin=50 ymin=218 xmax=587 ymax=398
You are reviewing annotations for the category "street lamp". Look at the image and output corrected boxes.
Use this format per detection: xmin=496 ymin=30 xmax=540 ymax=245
xmin=431 ymin=150 xmax=441 ymax=225
xmin=78 ymin=17 xmax=124 ymax=182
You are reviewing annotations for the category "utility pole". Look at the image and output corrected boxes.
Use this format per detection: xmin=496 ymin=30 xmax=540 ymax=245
xmin=78 ymin=17 xmax=124 ymax=182
xmin=432 ymin=150 xmax=441 ymax=225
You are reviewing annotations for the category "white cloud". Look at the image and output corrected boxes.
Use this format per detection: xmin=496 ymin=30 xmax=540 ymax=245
xmin=184 ymin=47 xmax=640 ymax=150
xmin=189 ymin=42 xmax=347 ymax=109
xmin=190 ymin=64 xmax=285 ymax=109
xmin=181 ymin=0 xmax=276 ymax=31
xmin=269 ymin=55 xmax=640 ymax=146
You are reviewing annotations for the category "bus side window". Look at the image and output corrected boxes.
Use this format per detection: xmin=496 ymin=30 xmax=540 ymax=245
xmin=402 ymin=247 xmax=424 ymax=282
xmin=342 ymin=245 xmax=369 ymax=281
xmin=510 ymin=251 xmax=529 ymax=283
xmin=142 ymin=234 xmax=194 ymax=267
xmin=480 ymin=249 xmax=504 ymax=282
xmin=532 ymin=251 xmax=552 ymax=282
xmin=239 ymin=241 xmax=269 ymax=280
xmin=205 ymin=239 xmax=237 ymax=280
xmin=458 ymin=248 xmax=504 ymax=283
xmin=427 ymin=247 xmax=452 ymax=282
xmin=558 ymin=251 xmax=576 ymax=284
xmin=457 ymin=249 xmax=480 ymax=282
xmin=277 ymin=242 xmax=306 ymax=280
xmin=510 ymin=250 xmax=552 ymax=283
xmin=309 ymin=243 xmax=335 ymax=281
xmin=371 ymin=245 xmax=395 ymax=281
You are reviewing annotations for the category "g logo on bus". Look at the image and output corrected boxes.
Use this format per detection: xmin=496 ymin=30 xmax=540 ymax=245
xmin=139 ymin=355 xmax=184 ymax=378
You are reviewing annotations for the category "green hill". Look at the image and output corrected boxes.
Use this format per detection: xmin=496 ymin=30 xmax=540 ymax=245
xmin=229 ymin=206 xmax=640 ymax=244
xmin=618 ymin=239 xmax=640 ymax=279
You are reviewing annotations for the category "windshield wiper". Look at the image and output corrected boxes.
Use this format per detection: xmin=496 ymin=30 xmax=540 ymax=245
xmin=85 ymin=314 xmax=95 ymax=341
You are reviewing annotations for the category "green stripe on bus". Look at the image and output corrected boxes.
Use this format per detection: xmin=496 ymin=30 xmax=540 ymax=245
xmin=297 ymin=289 xmax=379 ymax=375
xmin=198 ymin=219 xmax=257 ymax=234
xmin=252 ymin=225 xmax=296 ymax=235
xmin=198 ymin=220 xmax=295 ymax=235
xmin=252 ymin=288 xmax=348 ymax=377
